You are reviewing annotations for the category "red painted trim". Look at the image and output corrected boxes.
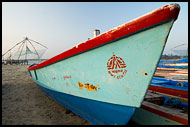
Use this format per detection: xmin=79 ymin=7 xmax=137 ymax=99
xmin=28 ymin=4 xmax=180 ymax=70
xmin=141 ymin=104 xmax=188 ymax=125
xmin=148 ymin=85 xmax=188 ymax=99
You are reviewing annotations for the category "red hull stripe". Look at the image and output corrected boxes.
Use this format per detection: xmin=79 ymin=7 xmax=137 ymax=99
xmin=141 ymin=104 xmax=188 ymax=125
xmin=148 ymin=85 xmax=188 ymax=99
xmin=28 ymin=4 xmax=180 ymax=70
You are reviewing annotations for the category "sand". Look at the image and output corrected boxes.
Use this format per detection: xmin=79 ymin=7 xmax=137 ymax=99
xmin=2 ymin=65 xmax=90 ymax=125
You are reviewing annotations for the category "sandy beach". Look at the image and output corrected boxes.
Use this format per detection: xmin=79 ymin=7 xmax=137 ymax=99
xmin=2 ymin=65 xmax=90 ymax=125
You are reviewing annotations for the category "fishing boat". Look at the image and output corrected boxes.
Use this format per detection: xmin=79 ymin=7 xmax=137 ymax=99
xmin=154 ymin=72 xmax=188 ymax=79
xmin=152 ymin=77 xmax=188 ymax=87
xmin=149 ymin=77 xmax=188 ymax=103
xmin=159 ymin=58 xmax=188 ymax=64
xmin=156 ymin=58 xmax=188 ymax=73
xmin=154 ymin=58 xmax=188 ymax=79
xmin=157 ymin=63 xmax=188 ymax=69
xmin=131 ymin=91 xmax=188 ymax=125
xmin=28 ymin=4 xmax=180 ymax=125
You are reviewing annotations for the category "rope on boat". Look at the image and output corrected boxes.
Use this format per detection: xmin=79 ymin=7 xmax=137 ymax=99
xmin=163 ymin=97 xmax=181 ymax=108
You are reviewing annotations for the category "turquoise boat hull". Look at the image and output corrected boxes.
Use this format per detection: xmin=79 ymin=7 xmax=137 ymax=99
xmin=28 ymin=4 xmax=180 ymax=125
xmin=29 ymin=20 xmax=174 ymax=124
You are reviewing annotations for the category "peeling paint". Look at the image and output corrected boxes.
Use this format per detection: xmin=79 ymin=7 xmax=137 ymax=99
xmin=78 ymin=82 xmax=98 ymax=92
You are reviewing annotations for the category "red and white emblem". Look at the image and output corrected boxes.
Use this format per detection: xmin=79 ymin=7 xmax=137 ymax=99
xmin=107 ymin=53 xmax=127 ymax=79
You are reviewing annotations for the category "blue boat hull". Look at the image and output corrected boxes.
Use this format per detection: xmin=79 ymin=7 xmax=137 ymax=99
xmin=157 ymin=64 xmax=188 ymax=68
xmin=159 ymin=58 xmax=188 ymax=64
xmin=33 ymin=78 xmax=136 ymax=125
xmin=151 ymin=77 xmax=188 ymax=89
xmin=157 ymin=58 xmax=188 ymax=68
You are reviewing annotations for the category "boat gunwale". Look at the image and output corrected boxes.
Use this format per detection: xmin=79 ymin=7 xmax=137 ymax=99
xmin=148 ymin=84 xmax=188 ymax=99
xmin=28 ymin=4 xmax=180 ymax=70
xmin=141 ymin=101 xmax=188 ymax=125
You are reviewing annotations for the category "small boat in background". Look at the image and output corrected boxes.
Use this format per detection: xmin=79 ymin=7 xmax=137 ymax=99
xmin=141 ymin=60 xmax=188 ymax=125
xmin=131 ymin=91 xmax=188 ymax=125
xmin=151 ymin=77 xmax=188 ymax=88
xmin=28 ymin=4 xmax=180 ymax=125
xmin=154 ymin=72 xmax=188 ymax=80
xmin=154 ymin=58 xmax=188 ymax=79
xmin=157 ymin=63 xmax=188 ymax=69
xmin=149 ymin=77 xmax=188 ymax=103
xmin=159 ymin=58 xmax=188 ymax=64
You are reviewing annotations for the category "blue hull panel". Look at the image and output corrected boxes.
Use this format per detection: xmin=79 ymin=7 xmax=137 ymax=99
xmin=152 ymin=77 xmax=188 ymax=87
xmin=157 ymin=64 xmax=188 ymax=68
xmin=159 ymin=58 xmax=188 ymax=64
xmin=35 ymin=80 xmax=136 ymax=125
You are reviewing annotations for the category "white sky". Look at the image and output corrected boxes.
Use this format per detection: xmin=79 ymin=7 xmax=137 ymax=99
xmin=2 ymin=2 xmax=188 ymax=59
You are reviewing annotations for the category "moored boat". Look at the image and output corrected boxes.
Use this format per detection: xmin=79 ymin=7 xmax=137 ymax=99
xmin=149 ymin=77 xmax=188 ymax=103
xmin=28 ymin=4 xmax=180 ymax=125
xmin=159 ymin=58 xmax=188 ymax=64
xmin=157 ymin=64 xmax=188 ymax=69
xmin=152 ymin=77 xmax=188 ymax=87
xmin=131 ymin=91 xmax=188 ymax=125
xmin=154 ymin=57 xmax=188 ymax=82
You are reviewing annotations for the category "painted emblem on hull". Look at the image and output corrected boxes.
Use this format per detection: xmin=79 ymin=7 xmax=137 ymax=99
xmin=107 ymin=53 xmax=127 ymax=79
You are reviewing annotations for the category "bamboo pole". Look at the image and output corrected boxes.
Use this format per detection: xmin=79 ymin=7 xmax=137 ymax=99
xmin=18 ymin=39 xmax=26 ymax=61
xmin=28 ymin=38 xmax=48 ymax=49
xmin=25 ymin=41 xmax=27 ymax=61
xmin=15 ymin=40 xmax=25 ymax=61
xmin=2 ymin=39 xmax=25 ymax=57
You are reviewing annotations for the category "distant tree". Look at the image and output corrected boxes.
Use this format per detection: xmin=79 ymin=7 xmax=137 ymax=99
xmin=161 ymin=54 xmax=186 ymax=59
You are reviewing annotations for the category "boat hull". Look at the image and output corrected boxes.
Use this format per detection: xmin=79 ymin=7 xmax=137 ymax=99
xmin=149 ymin=77 xmax=188 ymax=101
xmin=28 ymin=3 xmax=181 ymax=124
xmin=132 ymin=107 xmax=183 ymax=125
xmin=33 ymin=77 xmax=136 ymax=125
xmin=159 ymin=58 xmax=188 ymax=64
xmin=131 ymin=101 xmax=188 ymax=125
xmin=28 ymin=19 xmax=176 ymax=124
xmin=29 ymin=19 xmax=175 ymax=106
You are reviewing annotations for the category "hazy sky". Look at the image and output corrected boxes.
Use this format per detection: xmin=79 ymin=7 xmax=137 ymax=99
xmin=2 ymin=2 xmax=188 ymax=59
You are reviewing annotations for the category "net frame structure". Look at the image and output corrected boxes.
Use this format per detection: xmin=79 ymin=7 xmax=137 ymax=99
xmin=2 ymin=37 xmax=48 ymax=64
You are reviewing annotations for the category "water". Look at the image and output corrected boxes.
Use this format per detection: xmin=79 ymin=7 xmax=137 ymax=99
xmin=27 ymin=59 xmax=47 ymax=65
xmin=2 ymin=59 xmax=47 ymax=65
